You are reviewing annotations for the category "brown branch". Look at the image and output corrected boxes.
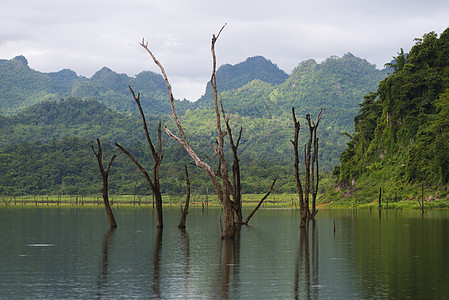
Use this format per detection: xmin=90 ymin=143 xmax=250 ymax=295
xmin=114 ymin=142 xmax=156 ymax=192
xmin=141 ymin=24 xmax=235 ymax=238
xmin=92 ymin=139 xmax=117 ymax=227
xmin=178 ymin=165 xmax=191 ymax=229
xmin=291 ymin=107 xmax=304 ymax=206
xmin=243 ymin=178 xmax=277 ymax=225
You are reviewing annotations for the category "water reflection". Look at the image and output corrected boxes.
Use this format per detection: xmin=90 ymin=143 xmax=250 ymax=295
xmin=179 ymin=228 xmax=190 ymax=296
xmin=294 ymin=222 xmax=319 ymax=300
xmin=152 ymin=228 xmax=162 ymax=298
xmin=2 ymin=208 xmax=448 ymax=299
xmin=216 ymin=227 xmax=241 ymax=299
xmin=96 ymin=227 xmax=116 ymax=299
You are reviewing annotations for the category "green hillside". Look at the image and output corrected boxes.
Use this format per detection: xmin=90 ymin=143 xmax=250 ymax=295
xmin=0 ymin=51 xmax=390 ymax=196
xmin=0 ymin=57 xmax=189 ymax=116
xmin=0 ymin=56 xmax=62 ymax=114
xmin=195 ymin=56 xmax=289 ymax=107
xmin=333 ymin=28 xmax=449 ymax=203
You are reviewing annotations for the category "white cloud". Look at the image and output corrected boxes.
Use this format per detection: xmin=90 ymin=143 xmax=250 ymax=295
xmin=1 ymin=0 xmax=448 ymax=100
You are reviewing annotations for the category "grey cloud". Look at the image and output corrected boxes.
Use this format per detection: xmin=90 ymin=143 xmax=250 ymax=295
xmin=1 ymin=0 xmax=448 ymax=100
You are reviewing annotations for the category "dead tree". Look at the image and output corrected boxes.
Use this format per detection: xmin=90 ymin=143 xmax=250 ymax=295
xmin=140 ymin=24 xmax=235 ymax=238
xmin=306 ymin=111 xmax=324 ymax=218
xmin=92 ymin=139 xmax=117 ymax=228
xmin=115 ymin=86 xmax=163 ymax=228
xmin=220 ymin=99 xmax=277 ymax=225
xmin=291 ymin=108 xmax=324 ymax=227
xmin=222 ymin=107 xmax=244 ymax=224
xmin=178 ymin=165 xmax=191 ymax=229
xmin=291 ymin=108 xmax=307 ymax=228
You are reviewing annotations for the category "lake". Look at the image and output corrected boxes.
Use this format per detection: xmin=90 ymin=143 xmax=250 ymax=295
xmin=1 ymin=207 xmax=448 ymax=299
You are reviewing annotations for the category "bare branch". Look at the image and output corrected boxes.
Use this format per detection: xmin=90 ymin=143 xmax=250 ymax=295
xmin=114 ymin=142 xmax=155 ymax=192
xmin=106 ymin=154 xmax=117 ymax=174
xmin=243 ymin=178 xmax=277 ymax=225
xmin=128 ymin=85 xmax=158 ymax=159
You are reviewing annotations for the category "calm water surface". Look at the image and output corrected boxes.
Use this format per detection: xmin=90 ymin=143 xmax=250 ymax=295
xmin=1 ymin=207 xmax=448 ymax=299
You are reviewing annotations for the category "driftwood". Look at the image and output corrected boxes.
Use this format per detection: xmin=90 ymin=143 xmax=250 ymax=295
xmin=91 ymin=139 xmax=117 ymax=228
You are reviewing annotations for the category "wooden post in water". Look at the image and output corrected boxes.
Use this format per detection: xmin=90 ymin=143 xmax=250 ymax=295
xmin=420 ymin=182 xmax=425 ymax=215
xmin=378 ymin=186 xmax=382 ymax=208
xmin=205 ymin=184 xmax=209 ymax=209
xmin=333 ymin=219 xmax=336 ymax=235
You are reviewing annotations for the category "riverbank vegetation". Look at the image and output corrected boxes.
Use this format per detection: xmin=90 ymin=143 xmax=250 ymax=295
xmin=332 ymin=28 xmax=449 ymax=205
xmin=1 ymin=28 xmax=449 ymax=210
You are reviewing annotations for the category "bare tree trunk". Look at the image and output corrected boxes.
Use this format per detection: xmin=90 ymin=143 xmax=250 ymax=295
xmin=92 ymin=139 xmax=117 ymax=228
xmin=378 ymin=186 xmax=382 ymax=209
xmin=292 ymin=108 xmax=324 ymax=226
xmin=141 ymin=24 xmax=235 ymax=238
xmin=306 ymin=111 xmax=324 ymax=219
xmin=221 ymin=99 xmax=244 ymax=224
xmin=419 ymin=182 xmax=425 ymax=214
xmin=311 ymin=135 xmax=319 ymax=218
xmin=178 ymin=165 xmax=190 ymax=229
xmin=115 ymin=86 xmax=163 ymax=228
xmin=291 ymin=108 xmax=307 ymax=228
xmin=243 ymin=179 xmax=277 ymax=225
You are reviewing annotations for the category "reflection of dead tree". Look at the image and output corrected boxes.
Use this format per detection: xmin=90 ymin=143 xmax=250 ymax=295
xmin=294 ymin=222 xmax=319 ymax=300
xmin=179 ymin=228 xmax=190 ymax=295
xmin=291 ymin=108 xmax=324 ymax=228
xmin=96 ymin=227 xmax=116 ymax=297
xmin=152 ymin=228 xmax=162 ymax=298
xmin=178 ymin=165 xmax=190 ymax=229
xmin=92 ymin=139 xmax=117 ymax=227
xmin=115 ymin=86 xmax=163 ymax=228
xmin=217 ymin=228 xmax=240 ymax=299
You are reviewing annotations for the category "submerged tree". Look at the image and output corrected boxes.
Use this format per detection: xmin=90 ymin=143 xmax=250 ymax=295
xmin=291 ymin=108 xmax=324 ymax=227
xmin=140 ymin=24 xmax=239 ymax=238
xmin=92 ymin=139 xmax=117 ymax=228
xmin=178 ymin=165 xmax=191 ymax=229
xmin=115 ymin=87 xmax=164 ymax=228
xmin=140 ymin=24 xmax=275 ymax=237
xmin=220 ymin=100 xmax=277 ymax=225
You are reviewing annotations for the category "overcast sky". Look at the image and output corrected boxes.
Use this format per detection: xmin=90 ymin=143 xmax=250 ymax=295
xmin=1 ymin=0 xmax=448 ymax=101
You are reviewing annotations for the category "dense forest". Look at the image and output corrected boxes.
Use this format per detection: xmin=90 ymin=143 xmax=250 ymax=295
xmin=333 ymin=28 xmax=449 ymax=202
xmin=1 ymin=43 xmax=420 ymax=198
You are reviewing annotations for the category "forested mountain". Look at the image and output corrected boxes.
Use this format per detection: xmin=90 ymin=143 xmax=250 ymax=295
xmin=334 ymin=28 xmax=449 ymax=201
xmin=216 ymin=53 xmax=388 ymax=132
xmin=195 ymin=56 xmax=289 ymax=107
xmin=0 ymin=56 xmax=63 ymax=114
xmin=0 ymin=56 xmax=190 ymax=115
xmin=0 ymin=51 xmax=391 ymax=196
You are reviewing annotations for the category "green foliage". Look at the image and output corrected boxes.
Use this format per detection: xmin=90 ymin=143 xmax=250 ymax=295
xmin=0 ymin=58 xmax=188 ymax=116
xmin=195 ymin=56 xmax=289 ymax=107
xmin=336 ymin=27 xmax=449 ymax=201
xmin=0 ymin=52 xmax=390 ymax=196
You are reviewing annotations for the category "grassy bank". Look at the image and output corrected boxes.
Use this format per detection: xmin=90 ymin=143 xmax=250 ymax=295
xmin=0 ymin=193 xmax=299 ymax=209
xmin=3 ymin=190 xmax=448 ymax=210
